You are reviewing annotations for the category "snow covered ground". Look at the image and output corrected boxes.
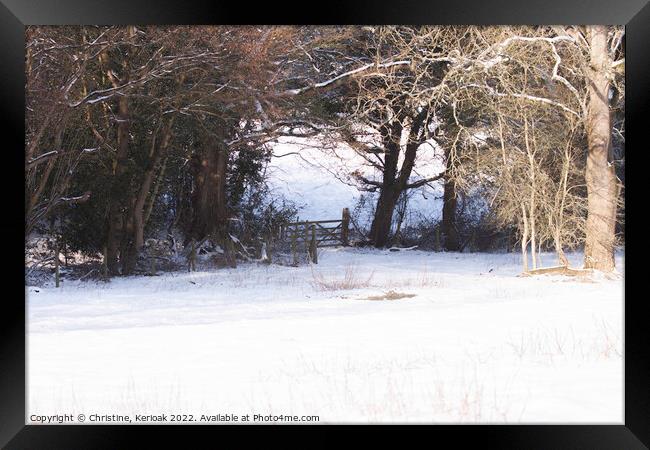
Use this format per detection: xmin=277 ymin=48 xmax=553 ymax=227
xmin=27 ymin=249 xmax=623 ymax=424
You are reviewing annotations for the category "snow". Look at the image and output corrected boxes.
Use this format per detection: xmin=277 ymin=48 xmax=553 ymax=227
xmin=26 ymin=136 xmax=623 ymax=423
xmin=27 ymin=249 xmax=623 ymax=424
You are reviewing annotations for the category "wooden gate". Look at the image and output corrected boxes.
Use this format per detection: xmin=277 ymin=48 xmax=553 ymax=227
xmin=281 ymin=208 xmax=350 ymax=248
xmin=279 ymin=208 xmax=350 ymax=264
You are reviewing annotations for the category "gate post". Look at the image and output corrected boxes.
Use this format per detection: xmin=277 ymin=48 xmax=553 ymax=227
xmin=309 ymin=224 xmax=318 ymax=264
xmin=341 ymin=208 xmax=350 ymax=246
xmin=54 ymin=240 xmax=60 ymax=288
xmin=189 ymin=239 xmax=196 ymax=272
xmin=102 ymin=244 xmax=108 ymax=279
xmin=291 ymin=227 xmax=298 ymax=266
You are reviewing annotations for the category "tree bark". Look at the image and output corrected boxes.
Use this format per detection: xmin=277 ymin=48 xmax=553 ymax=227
xmin=131 ymin=119 xmax=174 ymax=265
xmin=584 ymin=25 xmax=618 ymax=271
xmin=104 ymin=26 xmax=138 ymax=275
xmin=553 ymin=146 xmax=571 ymax=267
xmin=368 ymin=111 xmax=427 ymax=248
xmin=441 ymin=172 xmax=459 ymax=251
xmin=119 ymin=198 xmax=137 ymax=275
xmin=368 ymin=123 xmax=402 ymax=248
xmin=523 ymin=116 xmax=538 ymax=270
xmin=188 ymin=136 xmax=229 ymax=243
xmin=106 ymin=94 xmax=130 ymax=275
xmin=369 ymin=185 xmax=400 ymax=248
xmin=144 ymin=156 xmax=168 ymax=226
xmin=521 ymin=203 xmax=529 ymax=272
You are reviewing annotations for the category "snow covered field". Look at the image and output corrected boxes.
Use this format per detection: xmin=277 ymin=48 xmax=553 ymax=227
xmin=27 ymin=249 xmax=623 ymax=424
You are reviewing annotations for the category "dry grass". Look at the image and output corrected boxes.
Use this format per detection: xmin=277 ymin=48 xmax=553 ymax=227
xmin=385 ymin=264 xmax=444 ymax=289
xmin=364 ymin=290 xmax=416 ymax=301
xmin=507 ymin=321 xmax=622 ymax=362
xmin=311 ymin=264 xmax=375 ymax=291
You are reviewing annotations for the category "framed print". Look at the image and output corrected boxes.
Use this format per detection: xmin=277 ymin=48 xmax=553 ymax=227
xmin=2 ymin=0 xmax=648 ymax=447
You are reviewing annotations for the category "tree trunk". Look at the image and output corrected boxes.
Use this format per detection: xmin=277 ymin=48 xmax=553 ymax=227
xmin=554 ymin=231 xmax=569 ymax=267
xmin=144 ymin=156 xmax=168 ymax=226
xmin=529 ymin=194 xmax=537 ymax=270
xmin=369 ymin=185 xmax=400 ymax=248
xmin=188 ymin=137 xmax=229 ymax=242
xmin=441 ymin=176 xmax=460 ymax=251
xmin=553 ymin=147 xmax=571 ymax=267
xmin=368 ymin=112 xmax=426 ymax=248
xmin=120 ymin=197 xmax=138 ymax=275
xmin=106 ymin=94 xmax=130 ymax=275
xmin=584 ymin=25 xmax=618 ymax=271
xmin=524 ymin=117 xmax=538 ymax=270
xmin=521 ymin=203 xmax=529 ymax=272
xmin=130 ymin=119 xmax=174 ymax=268
xmin=368 ymin=125 xmax=401 ymax=248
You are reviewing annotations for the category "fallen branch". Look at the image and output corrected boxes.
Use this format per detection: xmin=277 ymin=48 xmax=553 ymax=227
xmin=522 ymin=266 xmax=593 ymax=277
xmin=388 ymin=245 xmax=419 ymax=252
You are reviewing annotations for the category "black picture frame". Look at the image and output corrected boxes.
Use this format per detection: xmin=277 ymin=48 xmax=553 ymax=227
xmin=2 ymin=0 xmax=647 ymax=447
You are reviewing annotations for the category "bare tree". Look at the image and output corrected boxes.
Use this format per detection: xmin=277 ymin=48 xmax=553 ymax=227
xmin=581 ymin=26 xmax=622 ymax=271
xmin=412 ymin=25 xmax=623 ymax=270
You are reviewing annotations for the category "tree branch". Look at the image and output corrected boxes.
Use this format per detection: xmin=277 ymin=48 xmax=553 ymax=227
xmin=405 ymin=171 xmax=446 ymax=189
xmin=283 ymin=60 xmax=412 ymax=96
